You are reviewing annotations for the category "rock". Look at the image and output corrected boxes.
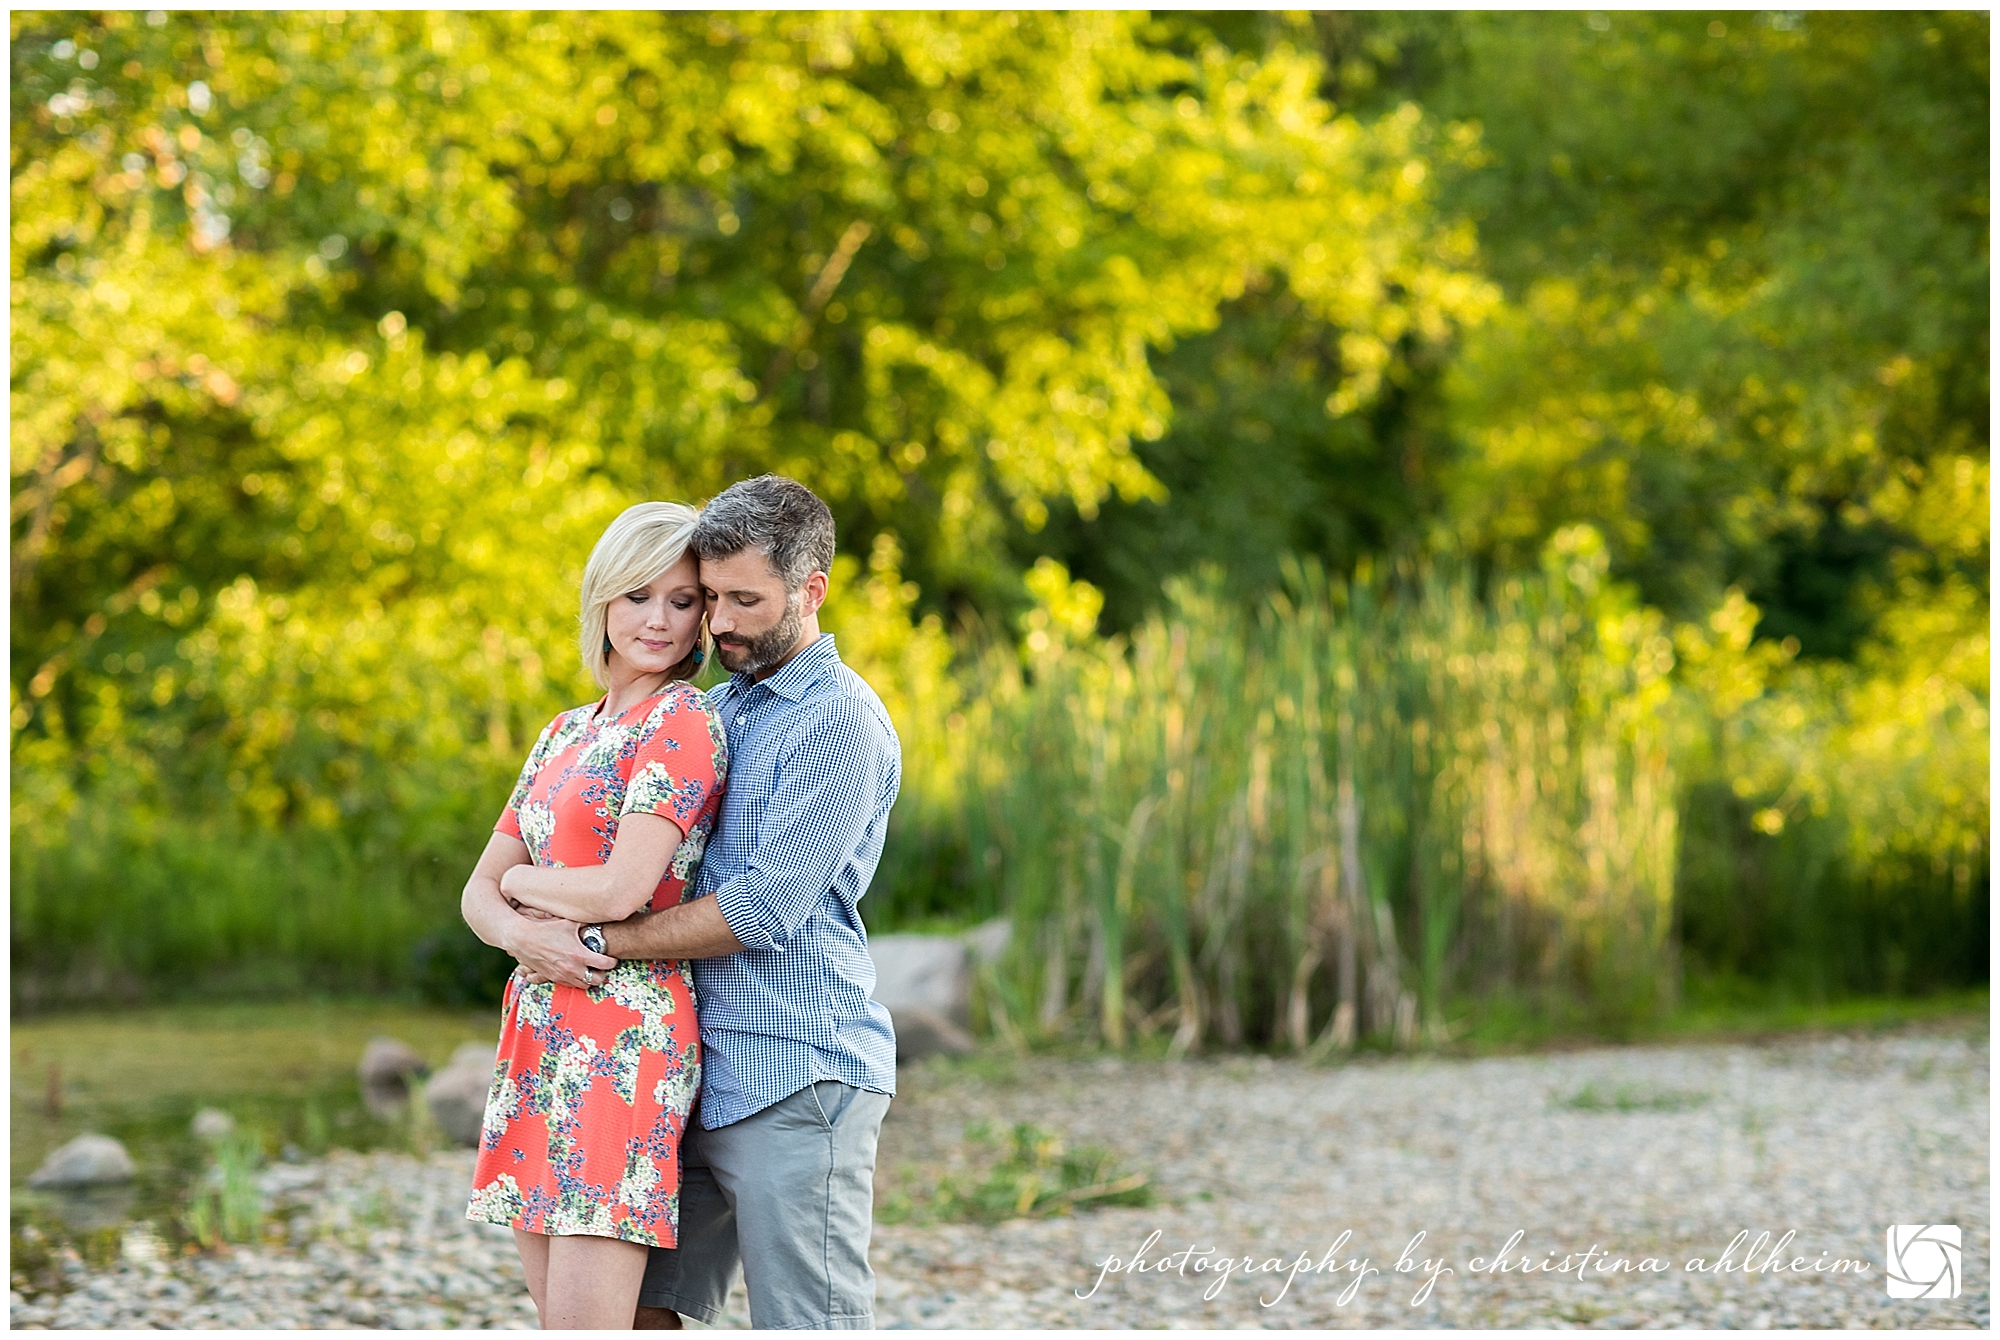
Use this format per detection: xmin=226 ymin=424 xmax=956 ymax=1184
xmin=27 ymin=1133 xmax=135 ymax=1188
xmin=359 ymin=1037 xmax=427 ymax=1120
xmin=890 ymin=1007 xmax=976 ymax=1062
xmin=445 ymin=1041 xmax=497 ymax=1072
xmin=425 ymin=1069 xmax=488 ymax=1148
xmin=191 ymin=1107 xmax=235 ymax=1141
xmin=870 ymin=921 xmax=1011 ymax=1064
xmin=424 ymin=1044 xmax=497 ymax=1148
xmin=870 ymin=935 xmax=971 ymax=1025
xmin=357 ymin=1037 xmax=426 ymax=1091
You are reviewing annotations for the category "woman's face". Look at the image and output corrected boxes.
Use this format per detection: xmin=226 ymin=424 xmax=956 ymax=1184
xmin=603 ymin=553 xmax=704 ymax=683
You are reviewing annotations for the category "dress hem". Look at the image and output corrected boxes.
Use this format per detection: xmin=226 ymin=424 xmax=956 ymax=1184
xmin=464 ymin=1209 xmax=678 ymax=1250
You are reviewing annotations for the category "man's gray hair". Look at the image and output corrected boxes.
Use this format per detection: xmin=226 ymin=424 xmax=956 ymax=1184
xmin=692 ymin=474 xmax=836 ymax=591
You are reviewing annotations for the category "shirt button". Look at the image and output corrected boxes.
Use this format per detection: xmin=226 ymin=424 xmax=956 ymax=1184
xmin=737 ymin=714 xmax=746 ymax=725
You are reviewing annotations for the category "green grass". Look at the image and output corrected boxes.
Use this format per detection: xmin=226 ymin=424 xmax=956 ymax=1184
xmin=182 ymin=1130 xmax=267 ymax=1248
xmin=1437 ymin=983 xmax=1989 ymax=1058
xmin=9 ymin=810 xmax=482 ymax=1010
xmin=12 ymin=562 xmax=1984 ymax=1046
xmin=1658 ymin=982 xmax=1992 ymax=1041
xmin=877 ymin=1120 xmax=1152 ymax=1225
xmin=1554 ymin=1082 xmax=1711 ymax=1113
xmin=944 ymin=559 xmax=1695 ymax=1054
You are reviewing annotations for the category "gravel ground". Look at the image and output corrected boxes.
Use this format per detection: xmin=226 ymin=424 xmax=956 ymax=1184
xmin=11 ymin=1024 xmax=1986 ymax=1329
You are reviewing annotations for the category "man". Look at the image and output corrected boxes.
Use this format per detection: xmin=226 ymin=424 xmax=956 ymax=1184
xmin=595 ymin=474 xmax=901 ymax=1330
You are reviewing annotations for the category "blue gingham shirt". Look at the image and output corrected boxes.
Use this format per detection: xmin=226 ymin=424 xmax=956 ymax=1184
xmin=686 ymin=633 xmax=900 ymax=1129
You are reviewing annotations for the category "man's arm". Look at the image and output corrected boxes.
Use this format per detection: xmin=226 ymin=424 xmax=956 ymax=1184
xmin=600 ymin=895 xmax=747 ymax=961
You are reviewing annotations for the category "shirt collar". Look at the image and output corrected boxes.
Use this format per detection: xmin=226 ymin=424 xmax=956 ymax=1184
xmin=731 ymin=633 xmax=839 ymax=703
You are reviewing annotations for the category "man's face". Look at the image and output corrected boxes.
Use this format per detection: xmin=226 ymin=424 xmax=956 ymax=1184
xmin=701 ymin=548 xmax=805 ymax=678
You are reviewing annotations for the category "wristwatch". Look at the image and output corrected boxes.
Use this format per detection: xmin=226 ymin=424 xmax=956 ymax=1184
xmin=579 ymin=923 xmax=608 ymax=956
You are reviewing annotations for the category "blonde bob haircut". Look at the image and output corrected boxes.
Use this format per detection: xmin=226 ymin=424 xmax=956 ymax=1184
xmin=577 ymin=501 xmax=706 ymax=690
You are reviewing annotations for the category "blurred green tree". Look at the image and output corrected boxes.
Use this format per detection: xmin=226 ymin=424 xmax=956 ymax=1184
xmin=1043 ymin=12 xmax=1986 ymax=656
xmin=11 ymin=10 xmax=1487 ymax=830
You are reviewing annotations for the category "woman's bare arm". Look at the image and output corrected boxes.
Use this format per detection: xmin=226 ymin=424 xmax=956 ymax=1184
xmin=498 ymin=812 xmax=684 ymax=925
xmin=461 ymin=831 xmax=617 ymax=987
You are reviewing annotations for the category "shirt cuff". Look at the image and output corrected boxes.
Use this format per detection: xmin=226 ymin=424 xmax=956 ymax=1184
xmin=712 ymin=879 xmax=781 ymax=951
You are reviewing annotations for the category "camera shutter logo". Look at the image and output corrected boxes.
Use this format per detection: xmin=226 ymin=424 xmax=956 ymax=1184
xmin=1885 ymin=1225 xmax=1960 ymax=1299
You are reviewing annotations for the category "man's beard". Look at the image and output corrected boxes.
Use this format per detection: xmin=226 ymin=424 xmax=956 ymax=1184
xmin=715 ymin=594 xmax=804 ymax=677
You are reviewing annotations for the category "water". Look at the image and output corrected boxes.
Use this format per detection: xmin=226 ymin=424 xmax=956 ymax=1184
xmin=9 ymin=998 xmax=498 ymax=1293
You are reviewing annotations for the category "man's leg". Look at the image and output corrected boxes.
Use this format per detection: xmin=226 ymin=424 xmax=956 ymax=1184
xmin=637 ymin=1116 xmax=742 ymax=1326
xmin=699 ymin=1080 xmax=892 ymax=1331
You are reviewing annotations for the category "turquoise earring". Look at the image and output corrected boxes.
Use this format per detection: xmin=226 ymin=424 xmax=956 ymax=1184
xmin=603 ymin=634 xmax=613 ymax=658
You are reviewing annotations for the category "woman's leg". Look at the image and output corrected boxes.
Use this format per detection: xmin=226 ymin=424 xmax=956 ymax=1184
xmin=544 ymin=1234 xmax=653 ymax=1329
xmin=512 ymin=1229 xmax=550 ymax=1320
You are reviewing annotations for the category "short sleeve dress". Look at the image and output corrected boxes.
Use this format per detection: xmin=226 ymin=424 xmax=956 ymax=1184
xmin=465 ymin=680 xmax=727 ymax=1247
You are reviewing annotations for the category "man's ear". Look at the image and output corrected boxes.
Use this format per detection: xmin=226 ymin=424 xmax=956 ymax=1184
xmin=799 ymin=569 xmax=830 ymax=618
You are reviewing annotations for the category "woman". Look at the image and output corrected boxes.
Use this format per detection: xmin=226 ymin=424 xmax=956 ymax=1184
xmin=459 ymin=501 xmax=726 ymax=1330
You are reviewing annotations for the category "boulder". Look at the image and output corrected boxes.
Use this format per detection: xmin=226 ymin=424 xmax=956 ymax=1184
xmin=445 ymin=1041 xmax=498 ymax=1072
xmin=425 ymin=1043 xmax=498 ymax=1148
xmin=191 ymin=1107 xmax=235 ymax=1141
xmin=868 ymin=918 xmax=1011 ymax=1064
xmin=869 ymin=934 xmax=970 ymax=1025
xmin=357 ymin=1036 xmax=426 ymax=1091
xmin=28 ymin=1133 xmax=135 ymax=1188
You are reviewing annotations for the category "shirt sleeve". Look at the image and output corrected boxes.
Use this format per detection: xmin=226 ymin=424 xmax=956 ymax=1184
xmin=495 ymin=714 xmax=562 ymax=839
xmin=708 ymin=699 xmax=889 ymax=952
xmin=620 ymin=690 xmax=727 ymax=836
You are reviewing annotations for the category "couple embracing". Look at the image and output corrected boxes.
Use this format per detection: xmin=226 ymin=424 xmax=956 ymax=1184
xmin=458 ymin=475 xmax=900 ymax=1329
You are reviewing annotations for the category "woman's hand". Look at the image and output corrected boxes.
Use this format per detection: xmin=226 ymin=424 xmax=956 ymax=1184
xmin=460 ymin=832 xmax=616 ymax=989
xmin=507 ymin=914 xmax=619 ymax=989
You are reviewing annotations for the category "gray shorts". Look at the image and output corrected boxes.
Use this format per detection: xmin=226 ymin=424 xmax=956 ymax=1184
xmin=639 ymin=1080 xmax=892 ymax=1330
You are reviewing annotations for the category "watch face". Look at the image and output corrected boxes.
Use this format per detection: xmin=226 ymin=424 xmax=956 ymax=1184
xmin=581 ymin=926 xmax=606 ymax=953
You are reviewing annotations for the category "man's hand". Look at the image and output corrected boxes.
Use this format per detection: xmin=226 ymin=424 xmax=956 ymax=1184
xmin=507 ymin=913 xmax=618 ymax=989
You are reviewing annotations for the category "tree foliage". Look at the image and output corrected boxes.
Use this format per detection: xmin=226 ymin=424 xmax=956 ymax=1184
xmin=12 ymin=10 xmax=1485 ymax=827
xmin=9 ymin=11 xmax=1985 ymax=1008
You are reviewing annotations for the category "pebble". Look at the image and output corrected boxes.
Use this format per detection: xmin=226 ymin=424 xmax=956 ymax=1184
xmin=10 ymin=1028 xmax=1986 ymax=1329
xmin=870 ymin=1028 xmax=1989 ymax=1329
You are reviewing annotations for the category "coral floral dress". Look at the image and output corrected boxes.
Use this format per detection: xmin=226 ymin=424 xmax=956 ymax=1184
xmin=465 ymin=680 xmax=727 ymax=1246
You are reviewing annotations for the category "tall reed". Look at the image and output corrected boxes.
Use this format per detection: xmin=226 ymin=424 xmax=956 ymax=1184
xmin=951 ymin=532 xmax=1682 ymax=1049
